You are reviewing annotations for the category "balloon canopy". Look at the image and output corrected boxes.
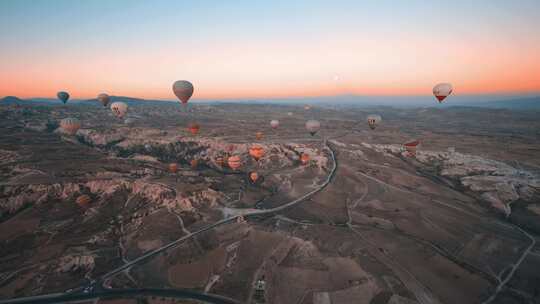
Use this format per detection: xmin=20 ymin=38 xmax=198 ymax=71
xmin=270 ymin=120 xmax=279 ymax=129
xmin=97 ymin=93 xmax=111 ymax=107
xmin=60 ymin=117 xmax=81 ymax=135
xmin=433 ymin=83 xmax=453 ymax=103
xmin=305 ymin=120 xmax=321 ymax=136
xmin=172 ymin=80 xmax=194 ymax=104
xmin=110 ymin=102 xmax=128 ymax=118
xmin=57 ymin=91 xmax=70 ymax=104
xmin=367 ymin=114 xmax=382 ymax=130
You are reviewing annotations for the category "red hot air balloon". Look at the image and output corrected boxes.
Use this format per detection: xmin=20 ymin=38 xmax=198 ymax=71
xmin=403 ymin=140 xmax=420 ymax=157
xmin=60 ymin=117 xmax=81 ymax=135
xmin=172 ymin=80 xmax=194 ymax=105
xmin=433 ymin=83 xmax=453 ymax=103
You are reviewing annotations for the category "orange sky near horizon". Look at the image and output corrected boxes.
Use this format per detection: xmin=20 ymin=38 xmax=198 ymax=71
xmin=1 ymin=2 xmax=540 ymax=100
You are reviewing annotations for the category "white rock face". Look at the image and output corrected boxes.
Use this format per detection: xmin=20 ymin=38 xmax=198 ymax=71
xmin=365 ymin=143 xmax=540 ymax=216
xmin=57 ymin=254 xmax=95 ymax=273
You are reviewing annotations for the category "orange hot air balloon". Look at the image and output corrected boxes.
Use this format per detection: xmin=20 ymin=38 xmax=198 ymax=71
xmin=433 ymin=83 xmax=453 ymax=103
xmin=188 ymin=123 xmax=200 ymax=135
xmin=249 ymin=171 xmax=259 ymax=183
xmin=228 ymin=155 xmax=241 ymax=170
xmin=300 ymin=153 xmax=310 ymax=165
xmin=403 ymin=140 xmax=420 ymax=157
xmin=168 ymin=163 xmax=178 ymax=173
xmin=60 ymin=117 xmax=81 ymax=135
xmin=190 ymin=159 xmax=199 ymax=169
xmin=249 ymin=145 xmax=265 ymax=161
xmin=172 ymin=80 xmax=194 ymax=105
xmin=76 ymin=194 xmax=91 ymax=208
xmin=255 ymin=132 xmax=264 ymax=140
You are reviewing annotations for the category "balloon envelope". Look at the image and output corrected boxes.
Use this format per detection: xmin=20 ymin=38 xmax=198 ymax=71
xmin=367 ymin=114 xmax=382 ymax=130
xmin=172 ymin=80 xmax=194 ymax=104
xmin=60 ymin=117 xmax=81 ymax=135
xmin=255 ymin=132 xmax=264 ymax=140
xmin=57 ymin=91 xmax=70 ymax=104
xmin=97 ymin=93 xmax=111 ymax=107
xmin=249 ymin=145 xmax=265 ymax=161
xmin=300 ymin=153 xmax=310 ymax=165
xmin=305 ymin=120 xmax=321 ymax=136
xmin=270 ymin=120 xmax=279 ymax=129
xmin=188 ymin=122 xmax=200 ymax=135
xmin=110 ymin=102 xmax=128 ymax=118
xmin=433 ymin=83 xmax=453 ymax=103
xmin=249 ymin=172 xmax=259 ymax=183
xmin=228 ymin=155 xmax=241 ymax=170
xmin=168 ymin=163 xmax=178 ymax=173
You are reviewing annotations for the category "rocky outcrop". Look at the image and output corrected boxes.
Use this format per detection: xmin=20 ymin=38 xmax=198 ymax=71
xmin=56 ymin=254 xmax=95 ymax=273
xmin=364 ymin=143 xmax=540 ymax=216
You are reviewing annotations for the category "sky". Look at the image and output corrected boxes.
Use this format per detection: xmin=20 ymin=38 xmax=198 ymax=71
xmin=1 ymin=0 xmax=539 ymax=100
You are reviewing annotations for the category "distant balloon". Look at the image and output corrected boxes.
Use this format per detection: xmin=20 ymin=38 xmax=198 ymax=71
xmin=367 ymin=114 xmax=382 ymax=130
xmin=76 ymin=194 xmax=92 ymax=208
xmin=168 ymin=163 xmax=178 ymax=173
xmin=300 ymin=153 xmax=310 ymax=165
xmin=97 ymin=93 xmax=111 ymax=107
xmin=287 ymin=112 xmax=293 ymax=116
xmin=249 ymin=145 xmax=265 ymax=161
xmin=188 ymin=122 xmax=200 ymax=135
xmin=110 ymin=102 xmax=128 ymax=118
xmin=270 ymin=120 xmax=279 ymax=129
xmin=403 ymin=140 xmax=420 ymax=157
xmin=249 ymin=171 xmax=259 ymax=183
xmin=305 ymin=120 xmax=321 ymax=136
xmin=60 ymin=117 xmax=81 ymax=135
xmin=304 ymin=105 xmax=311 ymax=111
xmin=172 ymin=80 xmax=194 ymax=105
xmin=433 ymin=83 xmax=453 ymax=103
xmin=227 ymin=155 xmax=242 ymax=170
xmin=215 ymin=156 xmax=225 ymax=167
xmin=57 ymin=91 xmax=70 ymax=104
xmin=255 ymin=132 xmax=264 ymax=140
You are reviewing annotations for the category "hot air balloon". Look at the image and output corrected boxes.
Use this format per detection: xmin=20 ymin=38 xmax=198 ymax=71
xmin=190 ymin=159 xmax=199 ymax=169
xmin=60 ymin=117 xmax=81 ymax=135
xmin=255 ymin=132 xmax=264 ymax=140
xmin=57 ymin=91 xmax=70 ymax=104
xmin=215 ymin=156 xmax=225 ymax=167
xmin=172 ymin=80 xmax=194 ymax=105
xmin=305 ymin=120 xmax=321 ymax=136
xmin=367 ymin=114 xmax=382 ymax=130
xmin=110 ymin=102 xmax=128 ymax=118
xmin=304 ymin=105 xmax=311 ymax=111
xmin=188 ymin=122 xmax=200 ymax=135
xmin=249 ymin=171 xmax=259 ymax=183
xmin=249 ymin=145 xmax=265 ymax=161
xmin=287 ymin=112 xmax=293 ymax=116
xmin=169 ymin=163 xmax=178 ymax=173
xmin=270 ymin=120 xmax=279 ymax=129
xmin=433 ymin=83 xmax=453 ymax=103
xmin=97 ymin=93 xmax=111 ymax=107
xmin=76 ymin=194 xmax=92 ymax=208
xmin=228 ymin=155 xmax=241 ymax=170
xmin=403 ymin=140 xmax=420 ymax=157
xmin=300 ymin=153 xmax=310 ymax=165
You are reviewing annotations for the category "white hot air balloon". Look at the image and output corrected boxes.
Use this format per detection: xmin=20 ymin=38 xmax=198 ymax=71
xmin=172 ymin=80 xmax=194 ymax=105
xmin=270 ymin=120 xmax=279 ymax=129
xmin=305 ymin=120 xmax=321 ymax=136
xmin=433 ymin=83 xmax=453 ymax=103
xmin=110 ymin=102 xmax=128 ymax=118
xmin=367 ymin=114 xmax=382 ymax=130
xmin=60 ymin=117 xmax=81 ymax=135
